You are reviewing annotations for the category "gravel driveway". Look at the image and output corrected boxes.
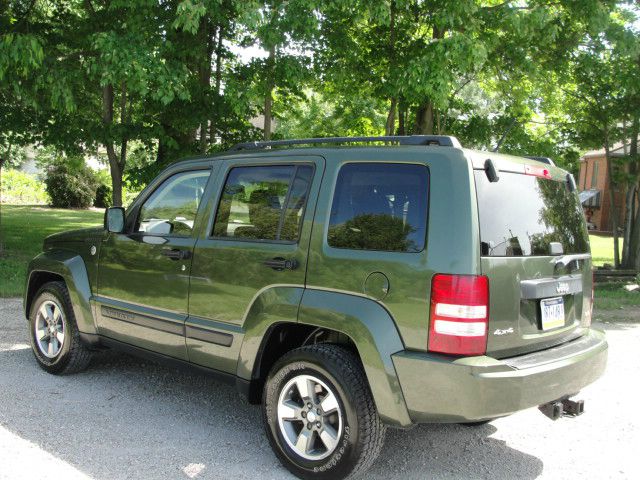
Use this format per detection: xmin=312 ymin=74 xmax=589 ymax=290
xmin=0 ymin=297 xmax=638 ymax=480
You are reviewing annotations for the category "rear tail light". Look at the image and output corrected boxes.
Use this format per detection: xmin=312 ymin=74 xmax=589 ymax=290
xmin=428 ymin=274 xmax=489 ymax=356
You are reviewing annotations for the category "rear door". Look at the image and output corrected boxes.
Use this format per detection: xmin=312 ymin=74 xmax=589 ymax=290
xmin=186 ymin=156 xmax=324 ymax=373
xmin=474 ymin=165 xmax=592 ymax=358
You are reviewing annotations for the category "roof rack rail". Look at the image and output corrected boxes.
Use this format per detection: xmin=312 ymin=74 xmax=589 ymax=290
xmin=525 ymin=156 xmax=555 ymax=166
xmin=230 ymin=135 xmax=461 ymax=151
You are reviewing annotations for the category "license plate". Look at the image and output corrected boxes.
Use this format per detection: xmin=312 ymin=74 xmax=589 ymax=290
xmin=540 ymin=297 xmax=565 ymax=330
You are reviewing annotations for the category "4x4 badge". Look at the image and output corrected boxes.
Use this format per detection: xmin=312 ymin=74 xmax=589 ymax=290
xmin=556 ymin=282 xmax=569 ymax=294
xmin=494 ymin=327 xmax=514 ymax=336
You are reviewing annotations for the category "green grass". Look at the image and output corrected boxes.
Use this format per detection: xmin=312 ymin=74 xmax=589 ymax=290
xmin=589 ymin=234 xmax=621 ymax=267
xmin=1 ymin=206 xmax=636 ymax=310
xmin=0 ymin=205 xmax=103 ymax=297
xmin=594 ymin=281 xmax=640 ymax=311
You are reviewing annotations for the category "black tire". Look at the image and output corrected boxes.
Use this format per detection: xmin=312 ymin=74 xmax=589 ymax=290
xmin=262 ymin=344 xmax=385 ymax=480
xmin=28 ymin=281 xmax=92 ymax=374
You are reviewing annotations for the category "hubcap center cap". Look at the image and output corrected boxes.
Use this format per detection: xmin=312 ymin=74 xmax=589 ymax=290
xmin=307 ymin=411 xmax=317 ymax=423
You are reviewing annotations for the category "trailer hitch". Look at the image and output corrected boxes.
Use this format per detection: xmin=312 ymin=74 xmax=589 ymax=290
xmin=539 ymin=398 xmax=585 ymax=420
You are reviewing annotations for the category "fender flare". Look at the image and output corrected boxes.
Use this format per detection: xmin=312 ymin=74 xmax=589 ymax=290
xmin=236 ymin=285 xmax=304 ymax=380
xmin=236 ymin=285 xmax=412 ymax=428
xmin=24 ymin=251 xmax=96 ymax=335
xmin=297 ymin=288 xmax=412 ymax=427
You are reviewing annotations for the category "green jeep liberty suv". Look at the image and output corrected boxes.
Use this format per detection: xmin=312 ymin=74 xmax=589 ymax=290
xmin=24 ymin=135 xmax=607 ymax=479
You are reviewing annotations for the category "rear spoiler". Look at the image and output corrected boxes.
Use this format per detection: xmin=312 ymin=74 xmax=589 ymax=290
xmin=525 ymin=156 xmax=555 ymax=166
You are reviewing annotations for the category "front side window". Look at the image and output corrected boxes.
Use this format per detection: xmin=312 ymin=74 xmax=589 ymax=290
xmin=136 ymin=170 xmax=210 ymax=236
xmin=328 ymin=163 xmax=429 ymax=252
xmin=213 ymin=165 xmax=313 ymax=242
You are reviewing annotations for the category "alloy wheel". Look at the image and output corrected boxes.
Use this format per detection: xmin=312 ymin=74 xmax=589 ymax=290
xmin=277 ymin=374 xmax=343 ymax=461
xmin=34 ymin=300 xmax=65 ymax=358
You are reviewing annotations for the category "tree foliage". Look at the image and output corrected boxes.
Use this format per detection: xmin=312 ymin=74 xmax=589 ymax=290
xmin=0 ymin=0 xmax=638 ymax=245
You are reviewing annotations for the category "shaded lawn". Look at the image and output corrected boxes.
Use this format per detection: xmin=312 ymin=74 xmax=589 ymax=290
xmin=589 ymin=235 xmax=640 ymax=314
xmin=0 ymin=205 xmax=103 ymax=297
xmin=594 ymin=281 xmax=640 ymax=312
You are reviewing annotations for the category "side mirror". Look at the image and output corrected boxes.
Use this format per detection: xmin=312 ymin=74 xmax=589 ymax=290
xmin=105 ymin=207 xmax=125 ymax=233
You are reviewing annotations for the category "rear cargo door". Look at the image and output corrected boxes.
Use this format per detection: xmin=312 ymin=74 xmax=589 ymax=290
xmin=474 ymin=167 xmax=592 ymax=358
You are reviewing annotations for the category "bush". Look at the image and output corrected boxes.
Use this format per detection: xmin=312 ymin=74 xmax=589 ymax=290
xmin=0 ymin=169 xmax=49 ymax=205
xmin=45 ymin=163 xmax=98 ymax=208
xmin=94 ymin=183 xmax=112 ymax=208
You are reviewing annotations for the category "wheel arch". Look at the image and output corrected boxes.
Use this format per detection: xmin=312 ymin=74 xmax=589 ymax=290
xmin=241 ymin=321 xmax=359 ymax=405
xmin=24 ymin=251 xmax=97 ymax=335
xmin=237 ymin=286 xmax=412 ymax=427
xmin=25 ymin=271 xmax=66 ymax=316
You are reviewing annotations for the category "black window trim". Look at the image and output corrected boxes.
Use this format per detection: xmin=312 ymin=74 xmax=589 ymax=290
xmin=125 ymin=166 xmax=213 ymax=239
xmin=208 ymin=161 xmax=316 ymax=245
xmin=324 ymin=161 xmax=430 ymax=254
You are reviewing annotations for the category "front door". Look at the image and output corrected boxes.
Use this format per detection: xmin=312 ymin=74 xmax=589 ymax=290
xmin=187 ymin=156 xmax=324 ymax=372
xmin=96 ymin=167 xmax=212 ymax=359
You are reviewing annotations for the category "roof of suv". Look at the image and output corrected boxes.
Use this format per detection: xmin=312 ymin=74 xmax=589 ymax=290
xmin=172 ymin=135 xmax=562 ymax=174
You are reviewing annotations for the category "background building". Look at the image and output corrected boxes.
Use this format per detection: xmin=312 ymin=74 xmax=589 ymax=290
xmin=577 ymin=143 xmax=637 ymax=233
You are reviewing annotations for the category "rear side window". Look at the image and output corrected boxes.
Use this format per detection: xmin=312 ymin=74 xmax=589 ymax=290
xmin=213 ymin=165 xmax=313 ymax=242
xmin=474 ymin=170 xmax=589 ymax=256
xmin=328 ymin=163 xmax=428 ymax=252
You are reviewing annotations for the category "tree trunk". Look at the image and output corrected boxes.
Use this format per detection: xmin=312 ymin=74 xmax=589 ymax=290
xmin=209 ymin=25 xmax=224 ymax=145
xmin=119 ymin=81 xmax=128 ymax=186
xmin=199 ymin=124 xmax=208 ymax=155
xmin=604 ymin=134 xmax=620 ymax=268
xmin=0 ymin=158 xmax=5 ymax=254
xmin=625 ymin=114 xmax=640 ymax=269
xmin=411 ymin=26 xmax=443 ymax=136
xmin=102 ymin=84 xmax=124 ymax=207
xmin=199 ymin=17 xmax=215 ymax=154
xmin=413 ymin=102 xmax=435 ymax=135
xmin=622 ymin=184 xmax=636 ymax=266
xmin=384 ymin=1 xmax=397 ymax=137
xmin=109 ymin=166 xmax=123 ymax=208
xmin=385 ymin=98 xmax=397 ymax=136
xmin=633 ymin=188 xmax=640 ymax=271
xmin=157 ymin=134 xmax=168 ymax=166
xmin=264 ymin=45 xmax=276 ymax=141
xmin=398 ymin=101 xmax=406 ymax=136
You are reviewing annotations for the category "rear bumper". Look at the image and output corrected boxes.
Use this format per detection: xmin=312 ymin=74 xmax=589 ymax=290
xmin=392 ymin=328 xmax=607 ymax=423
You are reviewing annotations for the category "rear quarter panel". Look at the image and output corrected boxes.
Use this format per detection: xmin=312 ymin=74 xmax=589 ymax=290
xmin=305 ymin=147 xmax=481 ymax=351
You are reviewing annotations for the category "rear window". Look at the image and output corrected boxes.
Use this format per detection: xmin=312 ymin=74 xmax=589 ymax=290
xmin=474 ymin=170 xmax=589 ymax=257
xmin=328 ymin=163 xmax=428 ymax=252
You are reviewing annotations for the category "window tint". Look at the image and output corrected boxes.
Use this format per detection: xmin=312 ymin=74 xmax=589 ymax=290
xmin=213 ymin=165 xmax=313 ymax=242
xmin=136 ymin=170 xmax=210 ymax=236
xmin=328 ymin=163 xmax=428 ymax=252
xmin=474 ymin=170 xmax=589 ymax=256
